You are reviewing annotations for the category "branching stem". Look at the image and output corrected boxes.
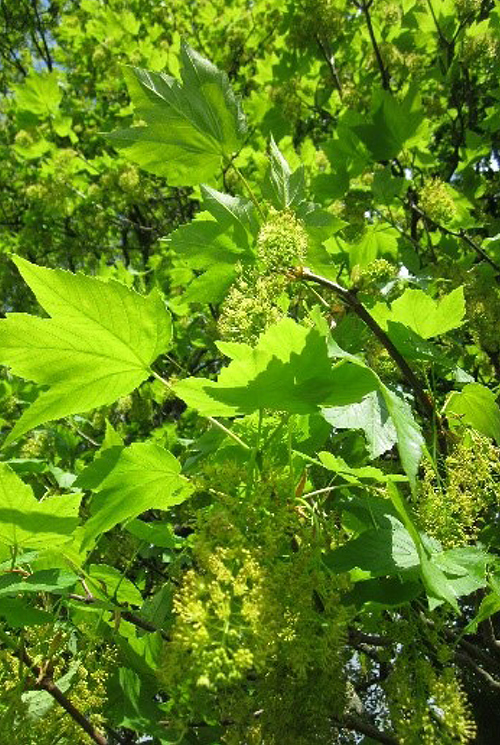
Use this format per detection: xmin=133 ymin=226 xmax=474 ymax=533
xmin=0 ymin=628 xmax=108 ymax=745
xmin=296 ymin=268 xmax=434 ymax=419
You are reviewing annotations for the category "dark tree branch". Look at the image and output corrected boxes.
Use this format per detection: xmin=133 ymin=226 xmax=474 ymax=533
xmin=411 ymin=203 xmax=500 ymax=274
xmin=31 ymin=0 xmax=54 ymax=70
xmin=338 ymin=712 xmax=400 ymax=745
xmin=0 ymin=628 xmax=108 ymax=745
xmin=315 ymin=34 xmax=343 ymax=100
xmin=295 ymin=267 xmax=435 ymax=419
xmin=354 ymin=0 xmax=391 ymax=91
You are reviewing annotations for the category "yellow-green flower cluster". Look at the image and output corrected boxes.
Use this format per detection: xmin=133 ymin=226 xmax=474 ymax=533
xmin=351 ymin=258 xmax=397 ymax=290
xmin=387 ymin=653 xmax=476 ymax=744
xmin=256 ymin=209 xmax=308 ymax=273
xmin=218 ymin=267 xmax=285 ymax=344
xmin=465 ymin=270 xmax=500 ymax=355
xmin=160 ymin=485 xmax=350 ymax=742
xmin=419 ymin=178 xmax=457 ymax=225
xmin=0 ymin=629 xmax=115 ymax=745
xmin=418 ymin=431 xmax=500 ymax=547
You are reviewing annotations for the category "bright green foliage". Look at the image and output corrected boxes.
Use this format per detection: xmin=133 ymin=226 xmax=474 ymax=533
xmin=107 ymin=42 xmax=246 ymax=185
xmin=1 ymin=0 xmax=500 ymax=743
xmin=0 ymin=257 xmax=171 ymax=444
xmin=445 ymin=382 xmax=500 ymax=442
xmin=372 ymin=286 xmax=466 ymax=339
xmin=76 ymin=442 xmax=191 ymax=549
xmin=0 ymin=462 xmax=81 ymax=550
xmin=176 ymin=317 xmax=377 ymax=416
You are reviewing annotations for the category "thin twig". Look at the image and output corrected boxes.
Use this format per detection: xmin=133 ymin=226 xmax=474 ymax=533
xmin=68 ymin=593 xmax=170 ymax=639
xmin=295 ymin=267 xmax=434 ymax=419
xmin=315 ymin=34 xmax=343 ymax=99
xmin=0 ymin=628 xmax=108 ymax=745
xmin=151 ymin=370 xmax=251 ymax=451
xmin=338 ymin=712 xmax=399 ymax=745
xmin=354 ymin=0 xmax=391 ymax=91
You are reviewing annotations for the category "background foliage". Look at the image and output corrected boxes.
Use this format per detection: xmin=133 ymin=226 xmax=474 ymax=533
xmin=1 ymin=0 xmax=500 ymax=743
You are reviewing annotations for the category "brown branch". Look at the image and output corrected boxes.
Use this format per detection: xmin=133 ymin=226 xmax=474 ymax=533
xmin=338 ymin=712 xmax=400 ymax=745
xmin=30 ymin=0 xmax=53 ymax=71
xmin=295 ymin=267 xmax=435 ymax=419
xmin=68 ymin=593 xmax=170 ymax=639
xmin=411 ymin=203 xmax=500 ymax=274
xmin=455 ymin=651 xmax=500 ymax=691
xmin=354 ymin=0 xmax=391 ymax=91
xmin=315 ymin=34 xmax=343 ymax=100
xmin=0 ymin=629 xmax=108 ymax=745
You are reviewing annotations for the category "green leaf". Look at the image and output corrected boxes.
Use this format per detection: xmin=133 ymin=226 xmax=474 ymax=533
xmin=0 ymin=257 xmax=171 ymax=444
xmin=201 ymin=185 xmax=258 ymax=246
xmin=14 ymin=71 xmax=63 ymax=118
xmin=77 ymin=443 xmax=191 ymax=549
xmin=262 ymin=136 xmax=305 ymax=209
xmin=106 ymin=667 xmax=165 ymax=736
xmin=445 ymin=383 xmax=500 ymax=442
xmin=354 ymin=88 xmax=426 ymax=161
xmin=323 ymin=390 xmax=398 ymax=459
xmin=0 ymin=598 xmax=53 ymax=627
xmin=371 ymin=287 xmax=466 ymax=339
xmin=379 ymin=384 xmax=425 ymax=488
xmin=0 ymin=463 xmax=81 ymax=549
xmin=175 ymin=318 xmax=378 ymax=416
xmin=0 ymin=569 xmax=77 ymax=597
xmin=87 ymin=564 xmax=143 ymax=606
xmin=324 ymin=516 xmax=419 ymax=577
xmin=318 ymin=451 xmax=406 ymax=483
xmin=349 ymin=225 xmax=398 ymax=269
xmin=342 ymin=576 xmax=422 ymax=609
xmin=166 ymin=217 xmax=249 ymax=270
xmin=107 ymin=43 xmax=245 ymax=185
xmin=125 ymin=519 xmax=178 ymax=548
xmin=465 ymin=590 xmax=500 ymax=634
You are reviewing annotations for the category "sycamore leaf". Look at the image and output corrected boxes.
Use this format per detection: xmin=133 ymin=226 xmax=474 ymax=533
xmin=13 ymin=70 xmax=63 ymax=118
xmin=0 ymin=463 xmax=81 ymax=549
xmin=379 ymin=384 xmax=424 ymax=488
xmin=444 ymin=383 xmax=500 ymax=442
xmin=0 ymin=569 xmax=77 ymax=597
xmin=201 ymin=185 xmax=258 ymax=246
xmin=262 ymin=136 xmax=305 ymax=209
xmin=166 ymin=217 xmax=250 ymax=270
xmin=354 ymin=88 xmax=426 ymax=161
xmin=318 ymin=451 xmax=406 ymax=483
xmin=107 ymin=43 xmax=246 ymax=185
xmin=372 ymin=286 xmax=465 ymax=339
xmin=323 ymin=390 xmax=398 ymax=459
xmin=174 ymin=318 xmax=378 ymax=416
xmin=324 ymin=516 xmax=419 ymax=577
xmin=76 ymin=443 xmax=192 ymax=550
xmin=0 ymin=257 xmax=171 ymax=445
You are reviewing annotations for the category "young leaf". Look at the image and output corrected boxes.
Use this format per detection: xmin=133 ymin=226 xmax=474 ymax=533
xmin=201 ymin=185 xmax=258 ymax=245
xmin=323 ymin=390 xmax=398 ymax=459
xmin=444 ymin=383 xmax=500 ymax=442
xmin=107 ymin=43 xmax=246 ymax=185
xmin=262 ymin=136 xmax=306 ymax=209
xmin=0 ymin=463 xmax=81 ymax=549
xmin=13 ymin=70 xmax=63 ymax=118
xmin=175 ymin=318 xmax=378 ymax=416
xmin=77 ymin=443 xmax=192 ymax=550
xmin=371 ymin=286 xmax=466 ymax=339
xmin=0 ymin=257 xmax=171 ymax=445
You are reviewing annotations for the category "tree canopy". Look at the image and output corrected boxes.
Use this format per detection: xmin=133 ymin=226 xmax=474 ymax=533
xmin=1 ymin=0 xmax=500 ymax=743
